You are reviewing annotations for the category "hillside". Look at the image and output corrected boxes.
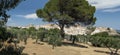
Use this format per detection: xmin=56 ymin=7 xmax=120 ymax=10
xmin=21 ymin=38 xmax=120 ymax=55
xmin=117 ymin=30 xmax=120 ymax=33
xmin=32 ymin=24 xmax=119 ymax=35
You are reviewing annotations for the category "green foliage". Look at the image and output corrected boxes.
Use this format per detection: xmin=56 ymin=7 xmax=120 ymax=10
xmin=47 ymin=28 xmax=62 ymax=49
xmin=0 ymin=0 xmax=25 ymax=54
xmin=36 ymin=0 xmax=96 ymax=25
xmin=0 ymin=27 xmax=10 ymax=41
xmin=90 ymin=32 xmax=109 ymax=47
xmin=27 ymin=26 xmax=36 ymax=38
xmin=28 ymin=27 xmax=36 ymax=34
xmin=36 ymin=28 xmax=48 ymax=42
xmin=7 ymin=27 xmax=30 ymax=45
xmin=28 ymin=27 xmax=36 ymax=31
xmin=0 ymin=27 xmax=15 ymax=42
xmin=7 ymin=27 xmax=28 ymax=42
xmin=90 ymin=32 xmax=120 ymax=54
xmin=76 ymin=35 xmax=89 ymax=44
xmin=0 ymin=45 xmax=25 ymax=55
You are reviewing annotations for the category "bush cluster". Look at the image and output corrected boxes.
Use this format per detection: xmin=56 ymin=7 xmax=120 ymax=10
xmin=90 ymin=32 xmax=120 ymax=55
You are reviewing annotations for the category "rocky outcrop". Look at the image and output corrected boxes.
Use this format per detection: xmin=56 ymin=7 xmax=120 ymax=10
xmin=22 ymin=24 xmax=119 ymax=36
xmin=39 ymin=24 xmax=88 ymax=35
xmin=91 ymin=27 xmax=119 ymax=35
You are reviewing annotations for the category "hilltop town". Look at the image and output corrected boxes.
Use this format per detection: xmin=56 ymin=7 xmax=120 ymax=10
xmin=11 ymin=24 xmax=119 ymax=36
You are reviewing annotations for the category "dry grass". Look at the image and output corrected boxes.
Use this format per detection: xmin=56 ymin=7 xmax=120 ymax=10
xmin=19 ymin=38 xmax=120 ymax=55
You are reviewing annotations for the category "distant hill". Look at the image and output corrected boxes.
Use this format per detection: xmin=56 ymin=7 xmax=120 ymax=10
xmin=116 ymin=30 xmax=120 ymax=33
xmin=91 ymin=27 xmax=119 ymax=35
xmin=39 ymin=24 xmax=119 ymax=35
xmin=19 ymin=24 xmax=119 ymax=35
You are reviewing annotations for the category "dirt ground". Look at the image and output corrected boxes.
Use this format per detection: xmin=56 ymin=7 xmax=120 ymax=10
xmin=19 ymin=38 xmax=120 ymax=55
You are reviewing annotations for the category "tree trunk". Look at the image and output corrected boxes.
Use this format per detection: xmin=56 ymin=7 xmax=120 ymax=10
xmin=72 ymin=36 xmax=76 ymax=44
xmin=52 ymin=42 xmax=56 ymax=49
xmin=60 ymin=24 xmax=65 ymax=39
xmin=24 ymin=38 xmax=27 ymax=45
xmin=40 ymin=38 xmax=44 ymax=42
xmin=114 ymin=49 xmax=119 ymax=55
xmin=40 ymin=34 xmax=44 ymax=41
xmin=106 ymin=45 xmax=114 ymax=55
xmin=69 ymin=35 xmax=72 ymax=41
xmin=36 ymin=38 xmax=38 ymax=43
xmin=52 ymin=45 xmax=54 ymax=49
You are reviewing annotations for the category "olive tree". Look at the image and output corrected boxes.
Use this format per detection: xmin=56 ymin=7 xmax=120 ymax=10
xmin=47 ymin=28 xmax=62 ymax=49
xmin=90 ymin=32 xmax=120 ymax=55
xmin=36 ymin=28 xmax=47 ymax=43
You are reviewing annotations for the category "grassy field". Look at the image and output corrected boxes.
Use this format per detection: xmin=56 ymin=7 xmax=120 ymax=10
xmin=19 ymin=38 xmax=120 ymax=55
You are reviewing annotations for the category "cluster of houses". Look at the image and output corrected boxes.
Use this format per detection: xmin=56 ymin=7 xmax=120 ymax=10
xmin=16 ymin=24 xmax=119 ymax=36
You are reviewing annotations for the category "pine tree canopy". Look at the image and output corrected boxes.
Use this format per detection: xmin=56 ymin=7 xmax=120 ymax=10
xmin=36 ymin=0 xmax=96 ymax=26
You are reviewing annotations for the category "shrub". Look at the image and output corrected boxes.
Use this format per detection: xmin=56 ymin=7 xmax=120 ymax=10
xmin=90 ymin=32 xmax=120 ymax=55
xmin=47 ymin=28 xmax=62 ymax=49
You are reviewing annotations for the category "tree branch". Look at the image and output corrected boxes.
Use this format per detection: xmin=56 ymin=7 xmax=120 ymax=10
xmin=106 ymin=45 xmax=113 ymax=53
xmin=0 ymin=38 xmax=11 ymax=51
